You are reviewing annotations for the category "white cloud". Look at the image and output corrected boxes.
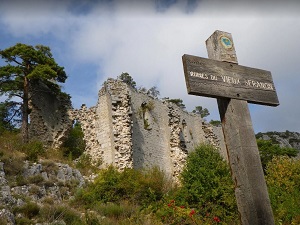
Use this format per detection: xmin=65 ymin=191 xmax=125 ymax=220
xmin=0 ymin=0 xmax=299 ymax=132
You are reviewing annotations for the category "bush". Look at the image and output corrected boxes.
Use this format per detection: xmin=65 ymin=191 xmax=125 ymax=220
xmin=22 ymin=140 xmax=45 ymax=162
xmin=0 ymin=133 xmax=25 ymax=183
xmin=62 ymin=122 xmax=86 ymax=160
xmin=39 ymin=204 xmax=84 ymax=225
xmin=257 ymin=139 xmax=298 ymax=171
xmin=266 ymin=156 xmax=300 ymax=224
xmin=14 ymin=202 xmax=40 ymax=219
xmin=74 ymin=166 xmax=169 ymax=208
xmin=178 ymin=144 xmax=238 ymax=222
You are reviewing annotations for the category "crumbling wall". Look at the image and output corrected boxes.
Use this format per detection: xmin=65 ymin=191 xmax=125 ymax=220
xmin=69 ymin=105 xmax=100 ymax=161
xmin=71 ymin=79 xmax=133 ymax=170
xmin=29 ymin=78 xmax=226 ymax=179
xmin=29 ymin=81 xmax=73 ymax=148
xmin=32 ymin=78 xmax=226 ymax=179
xmin=106 ymin=79 xmax=133 ymax=170
xmin=70 ymin=79 xmax=226 ymax=178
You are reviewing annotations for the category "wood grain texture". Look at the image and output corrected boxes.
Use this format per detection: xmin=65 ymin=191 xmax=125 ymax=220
xmin=206 ymin=30 xmax=275 ymax=225
xmin=183 ymin=54 xmax=279 ymax=106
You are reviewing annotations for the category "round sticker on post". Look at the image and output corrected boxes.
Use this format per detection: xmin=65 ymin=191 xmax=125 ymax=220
xmin=220 ymin=36 xmax=233 ymax=49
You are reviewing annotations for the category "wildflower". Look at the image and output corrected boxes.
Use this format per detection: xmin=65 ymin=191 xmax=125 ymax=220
xmin=189 ymin=209 xmax=196 ymax=217
xmin=180 ymin=206 xmax=185 ymax=208
xmin=170 ymin=200 xmax=175 ymax=203
xmin=167 ymin=203 xmax=171 ymax=207
xmin=213 ymin=216 xmax=221 ymax=223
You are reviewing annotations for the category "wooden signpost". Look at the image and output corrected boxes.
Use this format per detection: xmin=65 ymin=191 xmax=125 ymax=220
xmin=183 ymin=30 xmax=278 ymax=225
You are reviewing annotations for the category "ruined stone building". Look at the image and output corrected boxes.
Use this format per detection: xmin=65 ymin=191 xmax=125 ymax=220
xmin=29 ymin=78 xmax=226 ymax=178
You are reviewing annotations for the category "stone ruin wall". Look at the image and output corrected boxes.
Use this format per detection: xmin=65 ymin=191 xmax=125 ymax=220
xmin=29 ymin=78 xmax=227 ymax=179
xmin=29 ymin=82 xmax=73 ymax=148
xmin=69 ymin=79 xmax=227 ymax=178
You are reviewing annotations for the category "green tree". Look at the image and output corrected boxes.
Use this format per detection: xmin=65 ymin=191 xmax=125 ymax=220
xmin=192 ymin=106 xmax=210 ymax=118
xmin=167 ymin=98 xmax=186 ymax=109
xmin=0 ymin=43 xmax=67 ymax=143
xmin=257 ymin=139 xmax=298 ymax=171
xmin=178 ymin=144 xmax=238 ymax=221
xmin=209 ymin=119 xmax=221 ymax=126
xmin=62 ymin=122 xmax=86 ymax=160
xmin=118 ymin=72 xmax=136 ymax=88
xmin=147 ymin=86 xmax=160 ymax=98
xmin=0 ymin=101 xmax=20 ymax=133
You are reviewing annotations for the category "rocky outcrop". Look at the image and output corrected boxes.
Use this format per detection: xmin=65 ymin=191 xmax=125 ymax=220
xmin=256 ymin=131 xmax=300 ymax=157
xmin=0 ymin=160 xmax=85 ymax=224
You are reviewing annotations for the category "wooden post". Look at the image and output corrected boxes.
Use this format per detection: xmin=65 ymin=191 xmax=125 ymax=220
xmin=206 ymin=30 xmax=275 ymax=225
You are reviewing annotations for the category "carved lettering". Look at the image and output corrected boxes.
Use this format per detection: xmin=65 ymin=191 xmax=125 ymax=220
xmin=189 ymin=71 xmax=274 ymax=91
xmin=245 ymin=79 xmax=274 ymax=90
xmin=210 ymin=75 xmax=217 ymax=80
xmin=220 ymin=75 xmax=240 ymax=85
xmin=189 ymin=71 xmax=208 ymax=79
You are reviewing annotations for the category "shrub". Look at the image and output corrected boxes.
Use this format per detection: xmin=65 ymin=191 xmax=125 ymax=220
xmin=178 ymin=144 xmax=238 ymax=222
xmin=0 ymin=132 xmax=25 ymax=183
xmin=15 ymin=217 xmax=32 ymax=225
xmin=266 ymin=156 xmax=300 ymax=224
xmin=62 ymin=122 xmax=86 ymax=160
xmin=0 ymin=131 xmax=23 ymax=152
xmin=74 ymin=166 xmax=169 ymax=208
xmin=75 ymin=153 xmax=101 ymax=175
xmin=14 ymin=202 xmax=40 ymax=219
xmin=257 ymin=139 xmax=298 ymax=171
xmin=39 ymin=204 xmax=84 ymax=225
xmin=52 ymin=206 xmax=83 ymax=225
xmin=28 ymin=174 xmax=44 ymax=184
xmin=22 ymin=140 xmax=45 ymax=162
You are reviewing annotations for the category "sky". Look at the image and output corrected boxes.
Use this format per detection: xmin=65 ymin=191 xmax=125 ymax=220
xmin=0 ymin=0 xmax=299 ymax=133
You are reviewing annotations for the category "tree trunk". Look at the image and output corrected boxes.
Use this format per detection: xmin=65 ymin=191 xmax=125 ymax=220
xmin=22 ymin=76 xmax=29 ymax=143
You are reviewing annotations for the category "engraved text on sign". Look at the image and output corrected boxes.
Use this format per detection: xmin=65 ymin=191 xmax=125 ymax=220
xmin=183 ymin=54 xmax=279 ymax=106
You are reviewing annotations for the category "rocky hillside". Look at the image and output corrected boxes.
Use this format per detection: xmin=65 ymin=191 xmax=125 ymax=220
xmin=256 ymin=131 xmax=300 ymax=154
xmin=0 ymin=159 xmax=86 ymax=224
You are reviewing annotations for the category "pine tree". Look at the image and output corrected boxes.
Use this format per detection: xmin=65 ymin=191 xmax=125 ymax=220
xmin=0 ymin=43 xmax=67 ymax=142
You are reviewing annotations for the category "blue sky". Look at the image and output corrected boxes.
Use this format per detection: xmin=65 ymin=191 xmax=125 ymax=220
xmin=1 ymin=0 xmax=300 ymax=133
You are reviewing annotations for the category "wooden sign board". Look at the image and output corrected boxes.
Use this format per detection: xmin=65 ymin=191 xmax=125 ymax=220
xmin=182 ymin=54 xmax=279 ymax=106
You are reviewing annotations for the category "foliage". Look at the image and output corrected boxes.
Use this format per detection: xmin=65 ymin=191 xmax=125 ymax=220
xmin=0 ymin=101 xmax=20 ymax=133
xmin=156 ymin=199 xmax=225 ymax=225
xmin=138 ymin=101 xmax=155 ymax=130
xmin=257 ymin=139 xmax=298 ymax=171
xmin=137 ymin=86 xmax=160 ymax=98
xmin=74 ymin=166 xmax=169 ymax=208
xmin=62 ymin=122 xmax=86 ymax=160
xmin=0 ymin=43 xmax=67 ymax=143
xmin=14 ymin=202 xmax=40 ymax=219
xmin=38 ymin=204 xmax=84 ymax=225
xmin=117 ymin=72 xmax=136 ymax=88
xmin=210 ymin=119 xmax=221 ymax=126
xmin=0 ymin=132 xmax=25 ymax=184
xmin=75 ymin=153 xmax=101 ymax=176
xmin=266 ymin=156 xmax=300 ymax=224
xmin=147 ymin=86 xmax=160 ymax=98
xmin=167 ymin=98 xmax=186 ymax=109
xmin=192 ymin=106 xmax=210 ymax=118
xmin=22 ymin=140 xmax=45 ymax=162
xmin=138 ymin=101 xmax=155 ymax=118
xmin=178 ymin=144 xmax=238 ymax=222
